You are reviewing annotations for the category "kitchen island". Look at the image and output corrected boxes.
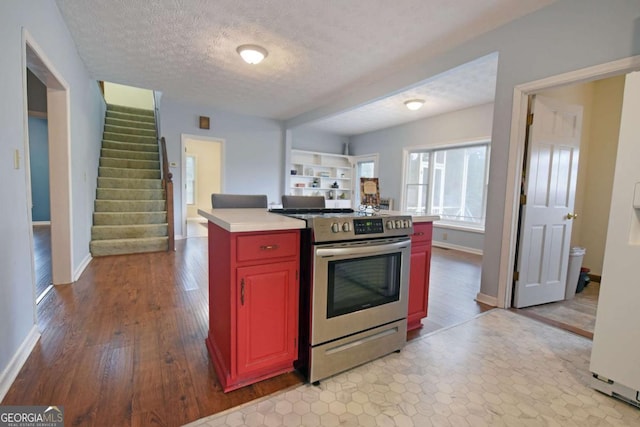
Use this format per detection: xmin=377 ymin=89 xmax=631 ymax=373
xmin=198 ymin=208 xmax=437 ymax=391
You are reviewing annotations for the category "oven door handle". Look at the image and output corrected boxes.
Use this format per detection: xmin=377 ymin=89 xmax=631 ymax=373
xmin=316 ymin=239 xmax=410 ymax=257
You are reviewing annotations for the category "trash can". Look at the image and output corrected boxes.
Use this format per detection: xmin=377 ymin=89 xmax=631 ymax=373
xmin=565 ymin=247 xmax=586 ymax=300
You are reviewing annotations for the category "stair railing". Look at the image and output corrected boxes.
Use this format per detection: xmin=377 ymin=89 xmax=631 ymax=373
xmin=160 ymin=136 xmax=175 ymax=252
xmin=153 ymin=91 xmax=174 ymax=252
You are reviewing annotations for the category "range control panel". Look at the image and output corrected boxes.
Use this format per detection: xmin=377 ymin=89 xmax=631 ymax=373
xmin=312 ymin=215 xmax=413 ymax=243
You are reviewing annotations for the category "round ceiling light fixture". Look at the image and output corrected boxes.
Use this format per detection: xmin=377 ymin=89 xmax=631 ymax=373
xmin=236 ymin=44 xmax=268 ymax=64
xmin=404 ymin=99 xmax=425 ymax=111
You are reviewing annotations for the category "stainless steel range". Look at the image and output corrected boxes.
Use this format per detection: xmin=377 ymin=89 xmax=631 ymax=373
xmin=271 ymin=208 xmax=413 ymax=384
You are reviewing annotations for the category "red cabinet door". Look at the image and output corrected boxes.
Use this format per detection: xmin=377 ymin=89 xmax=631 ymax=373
xmin=407 ymin=223 xmax=433 ymax=331
xmin=236 ymin=261 xmax=298 ymax=377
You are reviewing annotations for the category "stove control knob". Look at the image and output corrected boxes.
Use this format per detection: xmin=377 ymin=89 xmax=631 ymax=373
xmin=386 ymin=220 xmax=395 ymax=229
xmin=403 ymin=220 xmax=409 ymax=228
xmin=406 ymin=219 xmax=412 ymax=228
xmin=331 ymin=222 xmax=340 ymax=233
xmin=395 ymin=220 xmax=402 ymax=229
xmin=342 ymin=222 xmax=351 ymax=232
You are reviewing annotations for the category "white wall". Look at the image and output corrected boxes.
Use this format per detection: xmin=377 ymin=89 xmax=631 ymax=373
xmin=288 ymin=0 xmax=640 ymax=300
xmin=0 ymin=0 xmax=104 ymax=398
xmin=350 ymin=103 xmax=494 ymax=252
xmin=160 ymin=97 xmax=284 ymax=236
xmin=104 ymin=81 xmax=154 ymax=110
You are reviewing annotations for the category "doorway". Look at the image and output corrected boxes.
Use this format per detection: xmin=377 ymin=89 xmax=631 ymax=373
xmin=513 ymin=76 xmax=625 ymax=336
xmin=499 ymin=56 xmax=640 ymax=334
xmin=181 ymin=134 xmax=224 ymax=238
xmin=23 ymin=32 xmax=74 ymax=299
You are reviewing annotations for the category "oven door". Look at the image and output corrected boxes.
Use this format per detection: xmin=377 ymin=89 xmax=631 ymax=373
xmin=311 ymin=237 xmax=411 ymax=346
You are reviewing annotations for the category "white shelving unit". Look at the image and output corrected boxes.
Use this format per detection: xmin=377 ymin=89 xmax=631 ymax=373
xmin=287 ymin=150 xmax=353 ymax=208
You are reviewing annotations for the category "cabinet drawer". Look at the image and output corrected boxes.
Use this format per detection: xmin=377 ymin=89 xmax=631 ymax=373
xmin=236 ymin=231 xmax=298 ymax=262
xmin=411 ymin=222 xmax=433 ymax=244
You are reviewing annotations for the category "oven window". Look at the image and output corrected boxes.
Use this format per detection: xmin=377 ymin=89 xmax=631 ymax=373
xmin=327 ymin=253 xmax=401 ymax=318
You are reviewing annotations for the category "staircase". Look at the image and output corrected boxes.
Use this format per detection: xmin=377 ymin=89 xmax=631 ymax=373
xmin=90 ymin=104 xmax=169 ymax=256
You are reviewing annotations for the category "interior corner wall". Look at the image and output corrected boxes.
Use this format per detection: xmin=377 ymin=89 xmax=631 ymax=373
xmin=0 ymin=0 xmax=104 ymax=396
xmin=160 ymin=97 xmax=284 ymax=236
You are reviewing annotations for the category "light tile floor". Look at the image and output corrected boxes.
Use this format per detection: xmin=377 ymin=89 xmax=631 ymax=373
xmin=185 ymin=310 xmax=640 ymax=427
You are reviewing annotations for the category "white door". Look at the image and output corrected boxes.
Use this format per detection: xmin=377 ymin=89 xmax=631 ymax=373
xmin=513 ymin=96 xmax=583 ymax=308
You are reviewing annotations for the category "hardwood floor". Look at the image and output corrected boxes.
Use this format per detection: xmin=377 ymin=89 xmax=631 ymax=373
xmin=408 ymin=247 xmax=492 ymax=340
xmin=32 ymin=224 xmax=52 ymax=299
xmin=3 ymin=240 xmax=489 ymax=426
xmin=2 ymin=237 xmax=302 ymax=427
xmin=515 ymin=279 xmax=599 ymax=339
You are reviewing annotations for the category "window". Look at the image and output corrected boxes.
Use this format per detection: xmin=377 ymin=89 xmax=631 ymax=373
xmin=185 ymin=155 xmax=196 ymax=205
xmin=403 ymin=143 xmax=489 ymax=226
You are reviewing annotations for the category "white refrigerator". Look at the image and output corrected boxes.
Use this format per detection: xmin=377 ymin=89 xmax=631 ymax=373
xmin=589 ymin=71 xmax=640 ymax=407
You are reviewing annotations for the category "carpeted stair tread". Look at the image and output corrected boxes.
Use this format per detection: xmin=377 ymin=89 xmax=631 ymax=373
xmin=99 ymin=167 xmax=161 ymax=179
xmin=106 ymin=110 xmax=155 ymax=123
xmin=105 ymin=117 xmax=156 ymax=130
xmin=95 ymin=200 xmax=166 ymax=212
xmin=100 ymin=157 xmax=160 ymax=170
xmin=90 ymin=236 xmax=168 ymax=257
xmin=104 ymin=124 xmax=156 ymax=137
xmin=96 ymin=188 xmax=165 ymax=200
xmin=102 ymin=140 xmax=159 ymax=153
xmin=92 ymin=224 xmax=168 ymax=240
xmin=101 ymin=148 xmax=159 ymax=161
xmin=93 ymin=211 xmax=167 ymax=226
xmin=106 ymin=104 xmax=155 ymax=116
xmin=104 ymin=131 xmax=157 ymax=144
xmin=97 ymin=177 xmax=163 ymax=190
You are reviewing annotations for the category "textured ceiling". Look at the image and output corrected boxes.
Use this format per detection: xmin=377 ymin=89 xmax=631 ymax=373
xmin=55 ymin=0 xmax=554 ymax=132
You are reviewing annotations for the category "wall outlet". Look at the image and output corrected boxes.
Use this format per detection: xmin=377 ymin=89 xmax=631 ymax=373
xmin=442 ymin=232 xmax=448 ymax=241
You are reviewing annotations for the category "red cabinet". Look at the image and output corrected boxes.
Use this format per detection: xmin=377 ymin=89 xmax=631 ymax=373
xmin=407 ymin=222 xmax=433 ymax=331
xmin=206 ymin=223 xmax=300 ymax=392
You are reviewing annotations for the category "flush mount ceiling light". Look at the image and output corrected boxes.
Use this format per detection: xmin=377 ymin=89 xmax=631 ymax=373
xmin=404 ymin=99 xmax=425 ymax=111
xmin=236 ymin=44 xmax=268 ymax=64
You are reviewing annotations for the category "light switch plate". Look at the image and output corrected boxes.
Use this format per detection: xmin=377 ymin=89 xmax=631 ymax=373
xmin=14 ymin=149 xmax=20 ymax=169
xmin=169 ymin=162 xmax=178 ymax=168
xmin=634 ymin=182 xmax=640 ymax=209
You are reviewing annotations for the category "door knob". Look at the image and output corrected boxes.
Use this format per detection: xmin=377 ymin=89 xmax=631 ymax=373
xmin=566 ymin=213 xmax=578 ymax=220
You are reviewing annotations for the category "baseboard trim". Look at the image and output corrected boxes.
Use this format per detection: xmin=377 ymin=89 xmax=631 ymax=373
xmin=0 ymin=325 xmax=40 ymax=402
xmin=433 ymin=241 xmax=483 ymax=255
xmin=476 ymin=292 xmax=498 ymax=307
xmin=73 ymin=253 xmax=92 ymax=282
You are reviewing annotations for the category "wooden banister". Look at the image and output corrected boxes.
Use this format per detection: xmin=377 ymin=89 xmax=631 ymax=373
xmin=160 ymin=136 xmax=175 ymax=251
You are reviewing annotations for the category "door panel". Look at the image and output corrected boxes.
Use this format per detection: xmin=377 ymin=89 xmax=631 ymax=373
xmin=514 ymin=96 xmax=583 ymax=308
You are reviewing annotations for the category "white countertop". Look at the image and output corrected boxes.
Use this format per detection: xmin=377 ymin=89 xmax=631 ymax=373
xmin=198 ymin=208 xmax=439 ymax=232
xmin=198 ymin=208 xmax=307 ymax=233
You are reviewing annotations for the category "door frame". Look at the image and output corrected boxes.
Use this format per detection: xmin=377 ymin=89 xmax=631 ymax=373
xmin=180 ymin=133 xmax=225 ymax=238
xmin=23 ymin=29 xmax=74 ymax=289
xmin=498 ymin=55 xmax=640 ymax=308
